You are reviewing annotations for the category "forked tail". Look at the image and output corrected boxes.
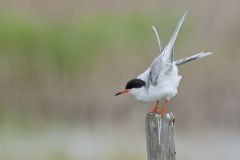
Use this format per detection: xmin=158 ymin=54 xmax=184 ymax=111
xmin=175 ymin=52 xmax=213 ymax=66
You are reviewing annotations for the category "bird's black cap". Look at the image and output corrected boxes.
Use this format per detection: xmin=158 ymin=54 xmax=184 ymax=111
xmin=125 ymin=79 xmax=146 ymax=89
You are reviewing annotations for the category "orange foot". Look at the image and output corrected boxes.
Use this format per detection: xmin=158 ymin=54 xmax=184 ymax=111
xmin=159 ymin=99 xmax=169 ymax=115
xmin=150 ymin=100 xmax=159 ymax=113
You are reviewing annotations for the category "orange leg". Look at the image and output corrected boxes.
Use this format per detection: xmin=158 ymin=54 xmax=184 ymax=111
xmin=150 ymin=100 xmax=159 ymax=113
xmin=159 ymin=99 xmax=169 ymax=115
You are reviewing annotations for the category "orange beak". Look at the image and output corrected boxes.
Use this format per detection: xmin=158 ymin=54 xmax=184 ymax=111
xmin=115 ymin=89 xmax=129 ymax=96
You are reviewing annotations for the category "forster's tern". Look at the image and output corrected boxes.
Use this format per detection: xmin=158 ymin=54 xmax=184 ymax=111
xmin=115 ymin=10 xmax=213 ymax=115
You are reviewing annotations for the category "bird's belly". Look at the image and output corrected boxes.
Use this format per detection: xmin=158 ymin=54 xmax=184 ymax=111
xmin=148 ymin=75 xmax=181 ymax=101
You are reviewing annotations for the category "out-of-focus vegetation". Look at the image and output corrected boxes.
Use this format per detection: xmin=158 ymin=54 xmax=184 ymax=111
xmin=0 ymin=10 xmax=187 ymax=73
xmin=0 ymin=9 xmax=191 ymax=160
xmin=0 ymin=0 xmax=240 ymax=159
xmin=0 ymin=9 xmax=191 ymax=124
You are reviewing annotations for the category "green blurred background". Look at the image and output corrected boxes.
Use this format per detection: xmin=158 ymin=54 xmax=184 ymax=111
xmin=0 ymin=0 xmax=239 ymax=160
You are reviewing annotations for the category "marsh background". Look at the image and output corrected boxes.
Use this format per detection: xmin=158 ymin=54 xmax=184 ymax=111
xmin=0 ymin=0 xmax=239 ymax=160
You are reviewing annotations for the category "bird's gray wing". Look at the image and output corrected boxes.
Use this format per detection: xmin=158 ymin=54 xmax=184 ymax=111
xmin=175 ymin=52 xmax=213 ymax=66
xmin=170 ymin=46 xmax=174 ymax=63
xmin=148 ymin=10 xmax=187 ymax=86
xmin=148 ymin=56 xmax=166 ymax=86
xmin=162 ymin=10 xmax=188 ymax=63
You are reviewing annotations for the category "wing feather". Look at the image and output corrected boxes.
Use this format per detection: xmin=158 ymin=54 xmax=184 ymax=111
xmin=148 ymin=10 xmax=188 ymax=86
xmin=175 ymin=52 xmax=213 ymax=66
xmin=162 ymin=10 xmax=188 ymax=63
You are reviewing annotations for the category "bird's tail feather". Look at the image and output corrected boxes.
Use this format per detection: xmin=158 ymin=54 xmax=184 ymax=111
xmin=152 ymin=26 xmax=163 ymax=53
xmin=175 ymin=52 xmax=213 ymax=66
xmin=163 ymin=10 xmax=188 ymax=63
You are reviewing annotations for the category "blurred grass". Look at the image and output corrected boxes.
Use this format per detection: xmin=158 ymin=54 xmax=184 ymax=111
xmin=0 ymin=5 xmax=238 ymax=160
xmin=0 ymin=10 xmax=190 ymax=74
xmin=0 ymin=10 xmax=192 ymax=160
xmin=0 ymin=9 xmax=192 ymax=128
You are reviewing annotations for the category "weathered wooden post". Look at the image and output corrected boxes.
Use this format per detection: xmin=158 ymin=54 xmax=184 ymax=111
xmin=145 ymin=112 xmax=175 ymax=160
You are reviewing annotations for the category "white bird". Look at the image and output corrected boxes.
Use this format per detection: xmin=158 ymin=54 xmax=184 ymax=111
xmin=115 ymin=10 xmax=213 ymax=115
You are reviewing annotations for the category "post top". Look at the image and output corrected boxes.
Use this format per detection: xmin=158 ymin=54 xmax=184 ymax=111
xmin=146 ymin=112 xmax=175 ymax=122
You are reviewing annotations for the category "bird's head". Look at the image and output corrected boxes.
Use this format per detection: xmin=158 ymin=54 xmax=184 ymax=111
xmin=115 ymin=79 xmax=146 ymax=96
